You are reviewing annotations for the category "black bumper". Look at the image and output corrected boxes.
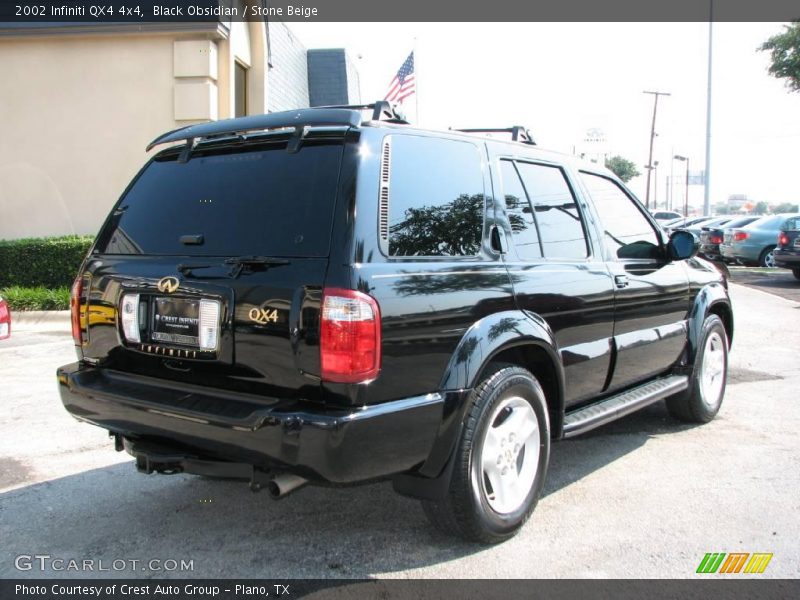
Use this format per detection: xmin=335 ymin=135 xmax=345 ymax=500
xmin=774 ymin=249 xmax=800 ymax=269
xmin=57 ymin=362 xmax=446 ymax=484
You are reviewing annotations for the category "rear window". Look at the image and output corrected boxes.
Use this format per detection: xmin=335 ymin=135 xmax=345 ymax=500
xmin=97 ymin=141 xmax=343 ymax=257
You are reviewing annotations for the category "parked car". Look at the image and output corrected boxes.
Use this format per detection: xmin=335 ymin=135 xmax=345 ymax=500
xmin=699 ymin=217 xmax=758 ymax=261
xmin=774 ymin=215 xmax=800 ymax=280
xmin=651 ymin=210 xmax=683 ymax=223
xmin=57 ymin=102 xmax=733 ymax=543
xmin=663 ymin=215 xmax=713 ymax=235
xmin=0 ymin=296 xmax=10 ymax=340
xmin=684 ymin=217 xmax=731 ymax=237
xmin=720 ymin=213 xmax=800 ymax=267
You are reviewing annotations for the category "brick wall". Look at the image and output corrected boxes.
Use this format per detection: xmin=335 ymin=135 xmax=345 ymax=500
xmin=267 ymin=21 xmax=310 ymax=112
xmin=307 ymin=49 xmax=360 ymax=106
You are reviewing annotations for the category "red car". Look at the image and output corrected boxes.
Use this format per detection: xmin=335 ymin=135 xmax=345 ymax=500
xmin=0 ymin=296 xmax=10 ymax=340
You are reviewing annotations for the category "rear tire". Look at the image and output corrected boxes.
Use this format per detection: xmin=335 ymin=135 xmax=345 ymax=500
xmin=759 ymin=246 xmax=776 ymax=268
xmin=422 ymin=365 xmax=550 ymax=544
xmin=667 ymin=314 xmax=728 ymax=423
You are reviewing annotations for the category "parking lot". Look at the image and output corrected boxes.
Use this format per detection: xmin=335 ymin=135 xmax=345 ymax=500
xmin=1 ymin=276 xmax=799 ymax=579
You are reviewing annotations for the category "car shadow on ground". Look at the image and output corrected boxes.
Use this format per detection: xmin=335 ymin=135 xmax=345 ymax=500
xmin=1 ymin=403 xmax=692 ymax=579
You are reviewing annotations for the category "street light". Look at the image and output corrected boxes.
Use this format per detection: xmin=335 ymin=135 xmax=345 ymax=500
xmin=674 ymin=155 xmax=689 ymax=216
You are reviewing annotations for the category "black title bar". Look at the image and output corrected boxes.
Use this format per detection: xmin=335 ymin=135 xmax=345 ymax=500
xmin=0 ymin=0 xmax=799 ymax=23
xmin=4 ymin=579 xmax=800 ymax=600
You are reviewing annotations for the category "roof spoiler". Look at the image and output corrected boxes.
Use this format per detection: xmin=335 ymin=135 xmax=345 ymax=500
xmin=145 ymin=101 xmax=408 ymax=152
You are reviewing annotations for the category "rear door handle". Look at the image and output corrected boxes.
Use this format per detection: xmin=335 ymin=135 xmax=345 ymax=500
xmin=614 ymin=275 xmax=629 ymax=288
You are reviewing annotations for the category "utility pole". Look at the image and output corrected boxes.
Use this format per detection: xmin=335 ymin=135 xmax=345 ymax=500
xmin=643 ymin=90 xmax=671 ymax=209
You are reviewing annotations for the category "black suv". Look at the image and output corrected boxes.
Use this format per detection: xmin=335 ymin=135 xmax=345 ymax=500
xmin=58 ymin=102 xmax=733 ymax=543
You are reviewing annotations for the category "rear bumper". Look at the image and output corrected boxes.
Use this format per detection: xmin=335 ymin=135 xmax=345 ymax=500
xmin=57 ymin=362 xmax=447 ymax=484
xmin=774 ymin=249 xmax=800 ymax=269
xmin=699 ymin=244 xmax=722 ymax=259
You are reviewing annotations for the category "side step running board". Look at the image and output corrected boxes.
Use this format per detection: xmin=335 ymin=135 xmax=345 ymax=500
xmin=562 ymin=375 xmax=689 ymax=438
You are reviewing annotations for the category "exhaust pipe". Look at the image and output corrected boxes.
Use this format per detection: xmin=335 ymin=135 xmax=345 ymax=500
xmin=267 ymin=473 xmax=308 ymax=499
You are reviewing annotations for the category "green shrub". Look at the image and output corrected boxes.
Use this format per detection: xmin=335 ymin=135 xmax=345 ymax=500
xmin=1 ymin=286 xmax=71 ymax=311
xmin=0 ymin=235 xmax=94 ymax=288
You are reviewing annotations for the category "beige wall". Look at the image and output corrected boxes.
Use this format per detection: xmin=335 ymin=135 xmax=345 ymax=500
xmin=0 ymin=23 xmax=269 ymax=241
xmin=0 ymin=35 xmax=178 ymax=239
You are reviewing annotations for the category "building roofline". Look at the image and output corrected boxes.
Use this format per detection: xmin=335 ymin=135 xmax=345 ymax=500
xmin=0 ymin=22 xmax=229 ymax=39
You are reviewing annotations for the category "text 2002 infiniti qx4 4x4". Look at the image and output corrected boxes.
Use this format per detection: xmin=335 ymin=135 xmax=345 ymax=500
xmin=58 ymin=102 xmax=733 ymax=543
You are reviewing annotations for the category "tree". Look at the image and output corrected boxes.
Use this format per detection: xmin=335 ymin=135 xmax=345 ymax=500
xmin=774 ymin=202 xmax=800 ymax=213
xmin=759 ymin=21 xmax=800 ymax=92
xmin=753 ymin=201 xmax=769 ymax=215
xmin=604 ymin=155 xmax=641 ymax=183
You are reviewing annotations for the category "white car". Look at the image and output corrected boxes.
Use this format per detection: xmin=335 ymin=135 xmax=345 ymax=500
xmin=651 ymin=210 xmax=683 ymax=223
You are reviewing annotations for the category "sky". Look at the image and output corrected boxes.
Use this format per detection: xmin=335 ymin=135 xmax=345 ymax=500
xmin=290 ymin=22 xmax=799 ymax=212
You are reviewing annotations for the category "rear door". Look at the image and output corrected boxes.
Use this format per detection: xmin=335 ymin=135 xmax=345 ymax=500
xmin=578 ymin=172 xmax=691 ymax=392
xmin=494 ymin=156 xmax=616 ymax=408
xmin=82 ymin=135 xmax=347 ymax=402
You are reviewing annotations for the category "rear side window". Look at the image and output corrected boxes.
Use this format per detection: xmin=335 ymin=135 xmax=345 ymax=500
xmin=382 ymin=135 xmax=484 ymax=257
xmin=515 ymin=162 xmax=588 ymax=259
xmin=97 ymin=141 xmax=343 ymax=257
xmin=499 ymin=160 xmax=541 ymax=260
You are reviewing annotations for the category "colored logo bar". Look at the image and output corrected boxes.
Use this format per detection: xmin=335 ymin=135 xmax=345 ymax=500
xmin=697 ymin=553 xmax=773 ymax=574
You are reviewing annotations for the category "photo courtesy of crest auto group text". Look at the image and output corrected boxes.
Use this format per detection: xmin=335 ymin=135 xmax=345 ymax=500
xmin=1 ymin=0 xmax=800 ymax=595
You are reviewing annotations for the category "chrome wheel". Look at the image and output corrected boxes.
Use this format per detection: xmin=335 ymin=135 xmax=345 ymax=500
xmin=700 ymin=331 xmax=726 ymax=408
xmin=478 ymin=396 xmax=540 ymax=514
xmin=764 ymin=250 xmax=775 ymax=268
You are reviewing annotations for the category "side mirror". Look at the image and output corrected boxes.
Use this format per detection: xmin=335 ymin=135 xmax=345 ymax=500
xmin=667 ymin=230 xmax=699 ymax=261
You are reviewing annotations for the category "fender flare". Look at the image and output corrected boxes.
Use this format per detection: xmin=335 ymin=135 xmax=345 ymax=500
xmin=685 ymin=282 xmax=734 ymax=366
xmin=415 ymin=310 xmax=564 ymax=480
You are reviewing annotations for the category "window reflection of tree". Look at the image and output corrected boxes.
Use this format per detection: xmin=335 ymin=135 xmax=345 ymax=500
xmin=390 ymin=193 xmax=486 ymax=256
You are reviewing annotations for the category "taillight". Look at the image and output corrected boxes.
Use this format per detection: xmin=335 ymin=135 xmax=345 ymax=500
xmin=778 ymin=232 xmax=789 ymax=247
xmin=710 ymin=235 xmax=723 ymax=245
xmin=70 ymin=276 xmax=83 ymax=345
xmin=0 ymin=298 xmax=10 ymax=340
xmin=320 ymin=288 xmax=381 ymax=383
xmin=733 ymin=231 xmax=749 ymax=242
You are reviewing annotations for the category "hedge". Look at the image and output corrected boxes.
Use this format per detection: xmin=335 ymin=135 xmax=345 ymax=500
xmin=1 ymin=286 xmax=71 ymax=311
xmin=0 ymin=235 xmax=94 ymax=288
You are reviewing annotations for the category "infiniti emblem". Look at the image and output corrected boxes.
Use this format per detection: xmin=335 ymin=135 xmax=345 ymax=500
xmin=157 ymin=276 xmax=180 ymax=294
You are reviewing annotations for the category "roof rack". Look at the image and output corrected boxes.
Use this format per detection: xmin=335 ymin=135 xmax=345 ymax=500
xmin=314 ymin=100 xmax=409 ymax=124
xmin=454 ymin=126 xmax=537 ymax=145
xmin=145 ymin=100 xmax=408 ymax=152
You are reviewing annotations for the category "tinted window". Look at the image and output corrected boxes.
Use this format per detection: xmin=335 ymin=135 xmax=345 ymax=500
xmin=516 ymin=162 xmax=588 ymax=259
xmin=580 ymin=172 xmax=660 ymax=260
xmin=386 ymin=135 xmax=484 ymax=257
xmin=783 ymin=216 xmax=800 ymax=230
xmin=500 ymin=160 xmax=541 ymax=260
xmin=98 ymin=141 xmax=343 ymax=257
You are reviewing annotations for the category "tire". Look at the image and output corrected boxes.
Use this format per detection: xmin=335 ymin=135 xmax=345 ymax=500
xmin=422 ymin=365 xmax=550 ymax=544
xmin=759 ymin=245 xmax=777 ymax=268
xmin=667 ymin=314 xmax=728 ymax=423
xmin=793 ymin=268 xmax=800 ymax=281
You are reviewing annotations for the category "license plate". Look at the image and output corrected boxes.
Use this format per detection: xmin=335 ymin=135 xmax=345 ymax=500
xmin=794 ymin=238 xmax=800 ymax=247
xmin=151 ymin=297 xmax=201 ymax=347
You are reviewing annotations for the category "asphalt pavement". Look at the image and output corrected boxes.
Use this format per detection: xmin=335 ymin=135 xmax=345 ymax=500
xmin=1 ymin=283 xmax=798 ymax=579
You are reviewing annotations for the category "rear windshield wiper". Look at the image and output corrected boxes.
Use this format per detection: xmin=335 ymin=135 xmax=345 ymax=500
xmin=178 ymin=256 xmax=290 ymax=279
xmin=224 ymin=256 xmax=291 ymax=278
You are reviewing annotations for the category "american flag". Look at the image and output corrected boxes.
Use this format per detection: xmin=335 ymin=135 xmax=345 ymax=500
xmin=384 ymin=51 xmax=415 ymax=104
